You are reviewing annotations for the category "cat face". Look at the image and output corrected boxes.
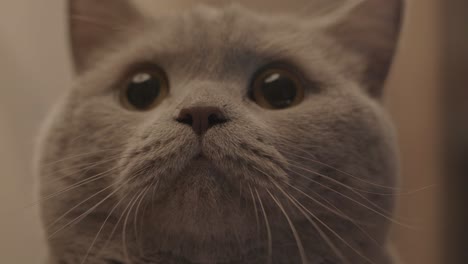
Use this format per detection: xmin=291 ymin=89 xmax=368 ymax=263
xmin=37 ymin=1 xmax=402 ymax=263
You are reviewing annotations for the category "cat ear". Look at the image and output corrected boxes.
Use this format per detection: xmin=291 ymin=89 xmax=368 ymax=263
xmin=69 ymin=0 xmax=142 ymax=73
xmin=329 ymin=0 xmax=403 ymax=97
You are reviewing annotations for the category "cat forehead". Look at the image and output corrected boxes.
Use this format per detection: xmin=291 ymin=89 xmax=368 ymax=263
xmin=137 ymin=6 xmax=325 ymax=61
xmin=101 ymin=5 xmax=333 ymax=81
xmin=152 ymin=5 xmax=309 ymax=40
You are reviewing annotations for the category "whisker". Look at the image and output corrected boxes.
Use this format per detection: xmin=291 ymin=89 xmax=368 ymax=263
xmin=288 ymin=182 xmax=384 ymax=248
xmin=40 ymin=153 xmax=127 ymax=186
xmin=294 ymin=195 xmax=376 ymax=264
xmin=358 ymin=184 xmax=437 ymax=196
xmin=239 ymin=178 xmax=243 ymax=209
xmin=41 ymin=145 xmax=125 ymax=168
xmin=80 ymin=191 xmax=130 ymax=264
xmin=97 ymin=167 xmax=150 ymax=255
xmin=122 ymin=185 xmax=150 ymax=263
xmin=277 ymin=142 xmax=436 ymax=195
xmin=258 ymin=164 xmax=374 ymax=264
xmin=32 ymin=163 xmax=127 ymax=212
xmin=286 ymin=146 xmax=435 ymax=195
xmin=293 ymin=192 xmax=375 ymax=264
xmin=46 ymin=173 xmax=120 ymax=232
xmin=285 ymin=161 xmax=398 ymax=218
xmin=248 ymin=184 xmax=260 ymax=238
xmin=271 ymin=180 xmax=350 ymax=264
xmin=254 ymin=188 xmax=272 ymax=264
xmin=255 ymin=165 xmax=384 ymax=253
xmin=285 ymin=181 xmax=365 ymax=225
xmin=138 ymin=178 xmax=160 ymax=257
xmin=267 ymin=190 xmax=308 ymax=264
xmin=109 ymin=191 xmax=139 ymax=263
xmin=133 ymin=183 xmax=153 ymax=251
xmin=47 ymin=175 xmax=132 ymax=240
xmin=99 ymin=192 xmax=137 ymax=257
xmin=286 ymin=165 xmax=417 ymax=229
xmin=150 ymin=178 xmax=160 ymax=219
xmin=256 ymin=165 xmax=382 ymax=263
xmin=285 ymin=158 xmax=424 ymax=225
xmin=281 ymin=147 xmax=398 ymax=190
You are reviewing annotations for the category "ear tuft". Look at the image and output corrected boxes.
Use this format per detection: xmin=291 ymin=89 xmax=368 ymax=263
xmin=69 ymin=0 xmax=142 ymax=73
xmin=330 ymin=0 xmax=404 ymax=96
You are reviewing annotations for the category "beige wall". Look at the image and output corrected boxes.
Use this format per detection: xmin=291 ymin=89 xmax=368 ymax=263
xmin=386 ymin=1 xmax=441 ymax=263
xmin=0 ymin=0 xmax=70 ymax=262
xmin=0 ymin=0 xmax=441 ymax=263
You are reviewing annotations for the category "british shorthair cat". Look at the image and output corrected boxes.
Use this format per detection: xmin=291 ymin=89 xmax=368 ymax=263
xmin=36 ymin=0 xmax=403 ymax=263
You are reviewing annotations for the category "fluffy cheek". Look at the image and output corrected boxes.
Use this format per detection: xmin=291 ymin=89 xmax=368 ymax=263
xmin=42 ymin=99 xmax=154 ymax=197
xmin=260 ymin=95 xmax=398 ymax=230
xmin=37 ymin=100 xmax=144 ymax=236
xmin=267 ymin=94 xmax=397 ymax=185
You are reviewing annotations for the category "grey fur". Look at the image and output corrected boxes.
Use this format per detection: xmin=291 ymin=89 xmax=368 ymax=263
xmin=37 ymin=1 xmax=402 ymax=263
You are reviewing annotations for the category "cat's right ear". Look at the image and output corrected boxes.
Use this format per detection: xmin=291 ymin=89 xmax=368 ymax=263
xmin=68 ymin=0 xmax=142 ymax=73
xmin=324 ymin=0 xmax=403 ymax=97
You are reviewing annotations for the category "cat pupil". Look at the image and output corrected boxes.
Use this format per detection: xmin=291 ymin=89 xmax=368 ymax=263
xmin=126 ymin=73 xmax=161 ymax=110
xmin=261 ymin=73 xmax=297 ymax=109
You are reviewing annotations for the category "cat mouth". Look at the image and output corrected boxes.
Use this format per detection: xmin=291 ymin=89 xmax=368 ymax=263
xmin=189 ymin=149 xmax=220 ymax=167
xmin=187 ymin=151 xmax=213 ymax=167
xmin=194 ymin=151 xmax=206 ymax=160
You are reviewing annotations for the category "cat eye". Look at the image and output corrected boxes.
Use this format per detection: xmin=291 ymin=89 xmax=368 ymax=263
xmin=120 ymin=66 xmax=169 ymax=111
xmin=251 ymin=66 xmax=305 ymax=110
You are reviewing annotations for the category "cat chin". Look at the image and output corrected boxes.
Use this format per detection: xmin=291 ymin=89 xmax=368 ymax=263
xmin=134 ymin=208 xmax=265 ymax=263
xmin=143 ymin=249 xmax=267 ymax=264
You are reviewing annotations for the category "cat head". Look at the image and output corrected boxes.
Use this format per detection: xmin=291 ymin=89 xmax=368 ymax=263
xmin=38 ymin=0 xmax=402 ymax=263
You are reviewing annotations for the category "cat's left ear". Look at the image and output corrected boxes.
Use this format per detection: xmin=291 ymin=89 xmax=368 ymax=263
xmin=328 ymin=0 xmax=404 ymax=97
xmin=68 ymin=0 xmax=142 ymax=73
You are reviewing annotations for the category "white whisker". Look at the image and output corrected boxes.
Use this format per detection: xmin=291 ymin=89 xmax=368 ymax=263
xmin=285 ymin=161 xmax=398 ymax=217
xmin=41 ymin=153 xmax=127 ymax=186
xmin=280 ymin=146 xmax=398 ymax=190
xmin=287 ymin=164 xmax=417 ymax=229
xmin=47 ymin=175 xmax=131 ymax=240
xmin=32 ymin=164 xmax=125 ymax=210
xmin=285 ymin=181 xmax=365 ymax=225
xmin=255 ymin=188 xmax=272 ymax=264
xmin=267 ymin=190 xmax=308 ymax=264
xmin=272 ymin=180 xmax=350 ymax=264
xmin=288 ymin=182 xmax=385 ymax=248
xmin=41 ymin=145 xmax=125 ymax=168
xmin=248 ymin=184 xmax=261 ymax=238
xmin=122 ymin=185 xmax=150 ymax=262
xmin=80 ymin=191 xmax=129 ymax=264
xmin=133 ymin=183 xmax=153 ymax=252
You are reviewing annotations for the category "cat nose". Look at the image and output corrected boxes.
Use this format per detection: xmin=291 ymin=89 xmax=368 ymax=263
xmin=176 ymin=106 xmax=228 ymax=135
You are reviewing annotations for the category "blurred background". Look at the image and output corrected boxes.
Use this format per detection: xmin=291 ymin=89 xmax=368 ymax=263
xmin=0 ymin=0 xmax=454 ymax=263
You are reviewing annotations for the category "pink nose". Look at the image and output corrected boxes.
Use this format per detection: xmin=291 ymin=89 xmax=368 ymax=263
xmin=176 ymin=106 xmax=228 ymax=135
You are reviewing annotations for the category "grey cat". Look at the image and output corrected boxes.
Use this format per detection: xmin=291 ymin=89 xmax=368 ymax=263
xmin=36 ymin=0 xmax=403 ymax=263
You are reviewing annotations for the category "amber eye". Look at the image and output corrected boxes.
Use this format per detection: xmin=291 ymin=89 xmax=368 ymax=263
xmin=121 ymin=67 xmax=169 ymax=111
xmin=251 ymin=67 xmax=305 ymax=109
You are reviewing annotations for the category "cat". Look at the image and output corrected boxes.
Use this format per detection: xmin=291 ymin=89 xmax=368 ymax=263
xmin=36 ymin=0 xmax=403 ymax=263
